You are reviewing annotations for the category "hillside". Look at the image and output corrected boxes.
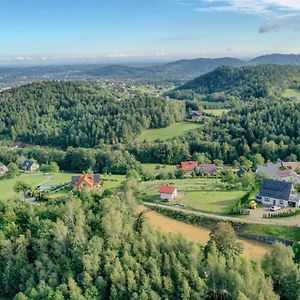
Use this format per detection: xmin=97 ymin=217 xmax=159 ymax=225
xmin=251 ymin=54 xmax=300 ymax=65
xmin=0 ymin=81 xmax=185 ymax=147
xmin=1 ymin=54 xmax=300 ymax=85
xmin=175 ymin=64 xmax=300 ymax=100
xmin=86 ymin=57 xmax=245 ymax=79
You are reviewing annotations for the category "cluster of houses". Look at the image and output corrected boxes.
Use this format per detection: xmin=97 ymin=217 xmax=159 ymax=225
xmin=255 ymin=162 xmax=300 ymax=209
xmin=176 ymin=161 xmax=217 ymax=176
xmin=0 ymin=160 xmax=40 ymax=177
xmin=159 ymin=161 xmax=217 ymax=201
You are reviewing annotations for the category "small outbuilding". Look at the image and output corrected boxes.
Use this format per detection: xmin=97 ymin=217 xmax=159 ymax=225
xmin=159 ymin=185 xmax=178 ymax=201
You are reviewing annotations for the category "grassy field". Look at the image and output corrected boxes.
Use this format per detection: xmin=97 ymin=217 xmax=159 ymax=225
xmin=0 ymin=172 xmax=126 ymax=201
xmin=141 ymin=163 xmax=175 ymax=175
xmin=283 ymin=88 xmax=300 ymax=98
xmin=137 ymin=122 xmax=199 ymax=142
xmin=242 ymin=223 xmax=300 ymax=241
xmin=140 ymin=178 xmax=245 ymax=214
xmin=177 ymin=191 xmax=246 ymax=214
xmin=204 ymin=109 xmax=230 ymax=116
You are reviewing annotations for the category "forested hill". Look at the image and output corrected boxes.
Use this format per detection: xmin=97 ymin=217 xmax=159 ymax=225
xmin=175 ymin=64 xmax=300 ymax=100
xmin=0 ymin=81 xmax=184 ymax=147
xmin=87 ymin=57 xmax=244 ymax=79
xmin=251 ymin=54 xmax=300 ymax=65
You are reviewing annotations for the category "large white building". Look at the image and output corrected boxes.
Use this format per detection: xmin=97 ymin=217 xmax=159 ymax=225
xmin=256 ymin=179 xmax=300 ymax=208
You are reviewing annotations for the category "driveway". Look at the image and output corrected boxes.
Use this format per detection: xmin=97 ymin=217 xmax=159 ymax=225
xmin=143 ymin=202 xmax=300 ymax=227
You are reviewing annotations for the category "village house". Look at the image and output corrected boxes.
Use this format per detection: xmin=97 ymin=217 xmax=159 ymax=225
xmin=21 ymin=160 xmax=40 ymax=172
xmin=276 ymin=170 xmax=300 ymax=183
xmin=159 ymin=185 xmax=178 ymax=201
xmin=0 ymin=165 xmax=9 ymax=176
xmin=256 ymin=179 xmax=300 ymax=208
xmin=198 ymin=164 xmax=217 ymax=176
xmin=189 ymin=110 xmax=202 ymax=121
xmin=71 ymin=174 xmax=103 ymax=191
xmin=176 ymin=161 xmax=198 ymax=172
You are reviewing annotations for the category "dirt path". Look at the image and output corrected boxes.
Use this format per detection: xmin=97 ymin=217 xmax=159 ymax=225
xmin=138 ymin=206 xmax=271 ymax=260
xmin=144 ymin=202 xmax=300 ymax=226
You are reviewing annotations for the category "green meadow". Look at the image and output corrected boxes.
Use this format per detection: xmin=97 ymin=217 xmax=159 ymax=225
xmin=137 ymin=122 xmax=199 ymax=142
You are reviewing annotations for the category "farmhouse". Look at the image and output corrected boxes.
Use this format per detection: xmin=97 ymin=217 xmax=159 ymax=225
xmin=176 ymin=161 xmax=198 ymax=172
xmin=256 ymin=179 xmax=300 ymax=208
xmin=71 ymin=174 xmax=103 ymax=191
xmin=0 ymin=165 xmax=8 ymax=176
xmin=159 ymin=185 xmax=177 ymax=201
xmin=198 ymin=164 xmax=217 ymax=176
xmin=21 ymin=160 xmax=40 ymax=172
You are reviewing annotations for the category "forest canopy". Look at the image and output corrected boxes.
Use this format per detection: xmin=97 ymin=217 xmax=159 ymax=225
xmin=0 ymin=81 xmax=185 ymax=148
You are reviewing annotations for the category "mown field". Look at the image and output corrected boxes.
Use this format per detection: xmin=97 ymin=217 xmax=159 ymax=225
xmin=140 ymin=178 xmax=245 ymax=214
xmin=137 ymin=122 xmax=199 ymax=142
xmin=177 ymin=190 xmax=246 ymax=214
xmin=0 ymin=172 xmax=126 ymax=201
xmin=283 ymin=88 xmax=300 ymax=98
xmin=203 ymin=109 xmax=230 ymax=116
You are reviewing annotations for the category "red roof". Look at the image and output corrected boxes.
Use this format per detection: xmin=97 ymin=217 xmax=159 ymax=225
xmin=159 ymin=185 xmax=177 ymax=194
xmin=177 ymin=161 xmax=198 ymax=171
xmin=277 ymin=170 xmax=297 ymax=178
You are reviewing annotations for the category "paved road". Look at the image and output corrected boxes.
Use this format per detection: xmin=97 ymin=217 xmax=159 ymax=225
xmin=143 ymin=202 xmax=300 ymax=227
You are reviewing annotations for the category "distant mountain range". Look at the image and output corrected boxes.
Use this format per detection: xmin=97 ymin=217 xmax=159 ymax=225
xmin=1 ymin=54 xmax=300 ymax=84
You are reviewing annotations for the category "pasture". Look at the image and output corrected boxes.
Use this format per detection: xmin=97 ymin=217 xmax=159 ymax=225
xmin=137 ymin=122 xmax=199 ymax=142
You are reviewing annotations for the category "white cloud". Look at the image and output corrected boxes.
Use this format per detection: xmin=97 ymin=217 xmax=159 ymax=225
xmin=194 ymin=0 xmax=300 ymax=15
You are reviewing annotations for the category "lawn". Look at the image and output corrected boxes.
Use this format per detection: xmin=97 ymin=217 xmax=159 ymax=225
xmin=0 ymin=172 xmax=126 ymax=201
xmin=137 ymin=122 xmax=199 ymax=142
xmin=203 ymin=109 xmax=230 ymax=116
xmin=283 ymin=88 xmax=300 ymax=98
xmin=0 ymin=172 xmax=77 ymax=201
xmin=177 ymin=191 xmax=246 ymax=214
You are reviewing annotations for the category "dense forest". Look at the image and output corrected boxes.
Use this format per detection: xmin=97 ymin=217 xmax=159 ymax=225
xmin=168 ymin=65 xmax=300 ymax=101
xmin=0 ymin=81 xmax=184 ymax=147
xmin=132 ymin=100 xmax=300 ymax=165
xmin=0 ymin=181 xmax=299 ymax=299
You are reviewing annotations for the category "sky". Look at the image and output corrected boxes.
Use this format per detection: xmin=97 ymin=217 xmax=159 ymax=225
xmin=1 ymin=0 xmax=300 ymax=64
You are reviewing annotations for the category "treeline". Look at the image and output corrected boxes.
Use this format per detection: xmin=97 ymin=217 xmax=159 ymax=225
xmin=132 ymin=100 xmax=300 ymax=164
xmin=0 ymin=146 xmax=141 ymax=174
xmin=1 ymin=181 xmax=299 ymax=299
xmin=0 ymin=81 xmax=185 ymax=147
xmin=168 ymin=64 xmax=300 ymax=101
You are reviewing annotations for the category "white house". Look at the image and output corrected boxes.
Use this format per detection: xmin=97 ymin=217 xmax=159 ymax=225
xmin=21 ymin=160 xmax=40 ymax=172
xmin=256 ymin=179 xmax=300 ymax=208
xmin=159 ymin=185 xmax=178 ymax=201
xmin=0 ymin=165 xmax=9 ymax=176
